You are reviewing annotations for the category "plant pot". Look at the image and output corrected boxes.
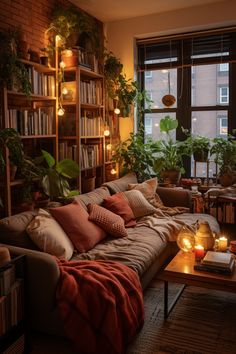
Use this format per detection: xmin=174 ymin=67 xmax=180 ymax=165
xmin=161 ymin=169 xmax=181 ymax=186
xmin=61 ymin=49 xmax=78 ymax=68
xmin=193 ymin=149 xmax=209 ymax=162
xmin=82 ymin=176 xmax=95 ymax=194
xmin=219 ymin=172 xmax=236 ymax=187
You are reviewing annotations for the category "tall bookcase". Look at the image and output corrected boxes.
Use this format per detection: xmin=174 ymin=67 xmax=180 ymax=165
xmin=59 ymin=60 xmax=105 ymax=193
xmin=0 ymin=60 xmax=57 ymax=217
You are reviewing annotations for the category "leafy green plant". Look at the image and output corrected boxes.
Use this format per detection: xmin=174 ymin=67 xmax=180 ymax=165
xmin=112 ymin=125 xmax=154 ymax=182
xmin=36 ymin=150 xmax=80 ymax=200
xmin=0 ymin=29 xmax=31 ymax=97
xmin=0 ymin=128 xmax=24 ymax=172
xmin=182 ymin=129 xmax=211 ymax=161
xmin=210 ymin=136 xmax=236 ymax=175
xmin=151 ymin=116 xmax=188 ymax=181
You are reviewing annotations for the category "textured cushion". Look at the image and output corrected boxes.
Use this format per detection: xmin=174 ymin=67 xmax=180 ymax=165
xmin=128 ymin=177 xmax=163 ymax=207
xmin=103 ymin=193 xmax=136 ymax=227
xmin=122 ymin=190 xmax=157 ymax=218
xmin=88 ymin=204 xmax=128 ymax=238
xmin=26 ymin=209 xmax=74 ymax=260
xmin=0 ymin=211 xmax=39 ymax=250
xmin=74 ymin=186 xmax=111 ymax=210
xmin=49 ymin=200 xmax=107 ymax=253
xmin=102 ymin=172 xmax=138 ymax=194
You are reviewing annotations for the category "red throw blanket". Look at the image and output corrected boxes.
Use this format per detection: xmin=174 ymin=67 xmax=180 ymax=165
xmin=56 ymin=259 xmax=144 ymax=354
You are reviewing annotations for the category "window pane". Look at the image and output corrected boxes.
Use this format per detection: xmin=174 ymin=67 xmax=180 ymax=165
xmin=191 ymin=110 xmax=228 ymax=177
xmin=192 ymin=64 xmax=229 ymax=106
xmin=145 ymin=68 xmax=177 ymax=109
xmin=144 ymin=112 xmax=176 ymax=141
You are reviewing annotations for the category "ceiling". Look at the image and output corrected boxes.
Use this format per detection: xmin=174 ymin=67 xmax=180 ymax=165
xmin=72 ymin=0 xmax=225 ymax=22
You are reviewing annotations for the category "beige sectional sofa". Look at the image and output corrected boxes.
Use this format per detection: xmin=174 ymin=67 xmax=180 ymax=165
xmin=0 ymin=173 xmax=220 ymax=336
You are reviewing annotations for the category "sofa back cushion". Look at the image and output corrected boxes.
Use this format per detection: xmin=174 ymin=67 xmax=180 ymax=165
xmin=26 ymin=209 xmax=74 ymax=260
xmin=102 ymin=173 xmax=138 ymax=194
xmin=73 ymin=186 xmax=111 ymax=210
xmin=128 ymin=177 xmax=163 ymax=208
xmin=49 ymin=200 xmax=107 ymax=253
xmin=0 ymin=210 xmax=39 ymax=250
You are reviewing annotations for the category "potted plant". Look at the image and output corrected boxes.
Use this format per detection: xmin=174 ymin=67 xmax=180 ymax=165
xmin=0 ymin=29 xmax=31 ymax=97
xmin=35 ymin=150 xmax=80 ymax=201
xmin=152 ymin=116 xmax=188 ymax=185
xmin=182 ymin=129 xmax=211 ymax=162
xmin=210 ymin=136 xmax=236 ymax=186
xmin=112 ymin=125 xmax=154 ymax=182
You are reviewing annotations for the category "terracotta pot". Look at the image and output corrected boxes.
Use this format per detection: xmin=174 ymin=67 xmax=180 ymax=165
xmin=161 ymin=169 xmax=181 ymax=186
xmin=61 ymin=49 xmax=78 ymax=68
xmin=82 ymin=176 xmax=95 ymax=193
xmin=193 ymin=149 xmax=209 ymax=162
xmin=219 ymin=172 xmax=235 ymax=187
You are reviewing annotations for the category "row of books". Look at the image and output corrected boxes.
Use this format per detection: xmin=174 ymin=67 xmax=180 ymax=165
xmin=80 ymin=144 xmax=101 ymax=169
xmin=26 ymin=66 xmax=56 ymax=97
xmin=208 ymin=205 xmax=235 ymax=224
xmin=80 ymin=80 xmax=103 ymax=105
xmin=7 ymin=107 xmax=54 ymax=136
xmin=81 ymin=113 xmax=103 ymax=136
xmin=0 ymin=265 xmax=15 ymax=296
xmin=194 ymin=251 xmax=235 ymax=275
xmin=59 ymin=142 xmax=77 ymax=161
xmin=77 ymin=47 xmax=99 ymax=73
xmin=0 ymin=279 xmax=23 ymax=336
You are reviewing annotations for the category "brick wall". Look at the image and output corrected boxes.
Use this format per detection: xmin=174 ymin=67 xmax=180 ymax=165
xmin=0 ymin=0 xmax=85 ymax=54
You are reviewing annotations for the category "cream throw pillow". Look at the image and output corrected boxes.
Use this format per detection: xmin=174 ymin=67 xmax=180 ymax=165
xmin=128 ymin=177 xmax=163 ymax=207
xmin=122 ymin=190 xmax=157 ymax=218
xmin=26 ymin=209 xmax=74 ymax=260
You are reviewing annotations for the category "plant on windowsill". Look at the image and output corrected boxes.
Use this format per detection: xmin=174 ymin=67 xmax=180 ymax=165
xmin=210 ymin=135 xmax=236 ymax=186
xmin=182 ymin=129 xmax=211 ymax=162
xmin=151 ymin=116 xmax=188 ymax=185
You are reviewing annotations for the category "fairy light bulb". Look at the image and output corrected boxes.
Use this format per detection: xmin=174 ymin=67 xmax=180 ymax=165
xmin=60 ymin=61 xmax=66 ymax=69
xmin=62 ymin=86 xmax=68 ymax=95
xmin=104 ymin=129 xmax=110 ymax=137
xmin=111 ymin=168 xmax=117 ymax=175
xmin=106 ymin=144 xmax=112 ymax=150
xmin=58 ymin=107 xmax=65 ymax=116
xmin=114 ymin=107 xmax=120 ymax=115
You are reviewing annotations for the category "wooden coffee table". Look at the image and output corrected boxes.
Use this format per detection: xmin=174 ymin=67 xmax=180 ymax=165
xmin=157 ymin=250 xmax=236 ymax=319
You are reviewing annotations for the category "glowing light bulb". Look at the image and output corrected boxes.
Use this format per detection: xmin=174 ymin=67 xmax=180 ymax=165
xmin=58 ymin=107 xmax=65 ymax=116
xmin=104 ymin=129 xmax=110 ymax=137
xmin=60 ymin=61 xmax=66 ymax=69
xmin=114 ymin=107 xmax=120 ymax=115
xmin=106 ymin=144 xmax=112 ymax=150
xmin=111 ymin=168 xmax=117 ymax=175
xmin=62 ymin=86 xmax=68 ymax=95
xmin=161 ymin=69 xmax=168 ymax=73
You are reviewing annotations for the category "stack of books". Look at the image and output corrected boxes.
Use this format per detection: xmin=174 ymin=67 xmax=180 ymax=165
xmin=194 ymin=251 xmax=235 ymax=275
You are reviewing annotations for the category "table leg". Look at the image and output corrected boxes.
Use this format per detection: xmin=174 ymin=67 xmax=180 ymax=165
xmin=163 ymin=281 xmax=186 ymax=319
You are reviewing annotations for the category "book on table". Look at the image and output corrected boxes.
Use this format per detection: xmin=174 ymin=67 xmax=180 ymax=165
xmin=194 ymin=251 xmax=235 ymax=275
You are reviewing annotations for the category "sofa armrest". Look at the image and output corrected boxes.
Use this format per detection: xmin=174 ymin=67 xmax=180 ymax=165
xmin=2 ymin=244 xmax=61 ymax=330
xmin=156 ymin=187 xmax=192 ymax=209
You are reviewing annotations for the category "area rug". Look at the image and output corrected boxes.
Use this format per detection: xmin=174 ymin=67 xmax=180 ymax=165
xmin=127 ymin=280 xmax=236 ymax=354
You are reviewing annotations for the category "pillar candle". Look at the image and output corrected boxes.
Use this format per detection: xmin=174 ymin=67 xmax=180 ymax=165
xmin=194 ymin=245 xmax=205 ymax=260
xmin=218 ymin=236 xmax=228 ymax=252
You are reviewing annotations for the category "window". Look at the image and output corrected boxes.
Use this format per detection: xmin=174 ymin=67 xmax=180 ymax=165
xmin=137 ymin=30 xmax=235 ymax=178
xmin=219 ymin=86 xmax=229 ymax=104
xmin=219 ymin=117 xmax=228 ymax=135
xmin=145 ymin=71 xmax=152 ymax=79
xmin=145 ymin=117 xmax=152 ymax=135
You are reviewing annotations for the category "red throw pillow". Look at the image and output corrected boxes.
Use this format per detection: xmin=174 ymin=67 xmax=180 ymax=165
xmin=103 ymin=193 xmax=136 ymax=227
xmin=88 ymin=204 xmax=128 ymax=238
xmin=49 ymin=201 xmax=106 ymax=253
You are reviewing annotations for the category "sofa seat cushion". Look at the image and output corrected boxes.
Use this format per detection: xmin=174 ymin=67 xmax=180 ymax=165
xmin=73 ymin=224 xmax=168 ymax=277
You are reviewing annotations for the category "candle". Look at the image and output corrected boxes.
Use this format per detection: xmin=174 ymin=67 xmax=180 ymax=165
xmin=218 ymin=236 xmax=228 ymax=251
xmin=194 ymin=245 xmax=205 ymax=260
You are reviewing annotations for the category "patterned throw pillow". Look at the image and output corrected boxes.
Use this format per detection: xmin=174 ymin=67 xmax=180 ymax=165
xmin=103 ymin=193 xmax=136 ymax=227
xmin=122 ymin=190 xmax=157 ymax=218
xmin=88 ymin=204 xmax=128 ymax=238
xmin=49 ymin=201 xmax=107 ymax=253
xmin=128 ymin=177 xmax=163 ymax=208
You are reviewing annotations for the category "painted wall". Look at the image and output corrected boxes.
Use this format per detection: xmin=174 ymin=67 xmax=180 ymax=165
xmin=105 ymin=0 xmax=236 ymax=140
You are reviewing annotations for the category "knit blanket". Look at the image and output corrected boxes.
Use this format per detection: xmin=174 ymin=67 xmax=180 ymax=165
xmin=56 ymin=259 xmax=144 ymax=354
